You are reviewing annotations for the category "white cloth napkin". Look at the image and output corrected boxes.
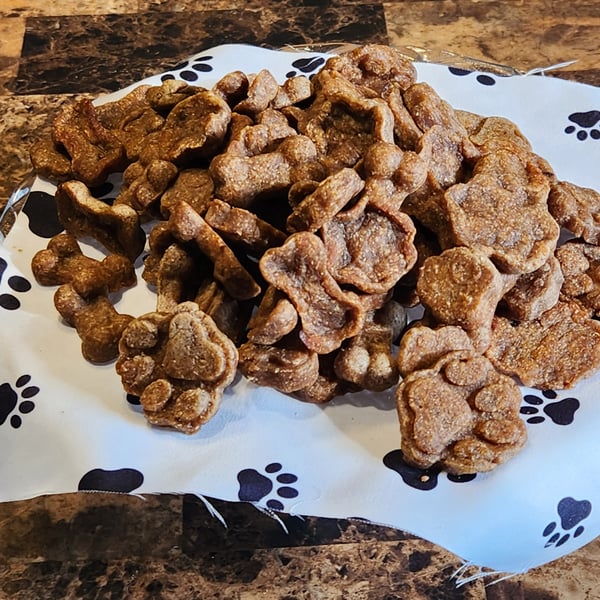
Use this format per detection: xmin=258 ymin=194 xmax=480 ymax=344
xmin=1 ymin=44 xmax=599 ymax=575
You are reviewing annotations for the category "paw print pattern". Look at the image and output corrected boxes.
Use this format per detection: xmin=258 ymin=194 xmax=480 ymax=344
xmin=520 ymin=390 xmax=580 ymax=425
xmin=21 ymin=190 xmax=63 ymax=239
xmin=237 ymin=462 xmax=299 ymax=510
xmin=543 ymin=496 xmax=592 ymax=548
xmin=0 ymin=256 xmax=32 ymax=310
xmin=383 ymin=449 xmax=476 ymax=491
xmin=448 ymin=66 xmax=496 ymax=86
xmin=564 ymin=110 xmax=600 ymax=141
xmin=285 ymin=56 xmax=326 ymax=79
xmin=161 ymin=55 xmax=214 ymax=83
xmin=0 ymin=375 xmax=39 ymax=429
xmin=78 ymin=467 xmax=144 ymax=493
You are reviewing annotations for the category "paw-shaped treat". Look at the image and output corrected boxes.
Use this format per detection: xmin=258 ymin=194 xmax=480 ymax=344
xmin=260 ymin=232 xmax=365 ymax=354
xmin=116 ymin=302 xmax=238 ymax=433
xmin=55 ymin=180 xmax=146 ymax=262
xmin=320 ymin=198 xmax=417 ymax=295
xmin=486 ymin=301 xmax=600 ymax=390
xmin=556 ymin=240 xmax=600 ymax=317
xmin=51 ymin=98 xmax=127 ymax=186
xmin=416 ymin=246 xmax=506 ymax=351
xmin=54 ymin=283 xmax=134 ymax=363
xmin=32 ymin=232 xmax=136 ymax=297
xmin=334 ymin=317 xmax=399 ymax=392
xmin=548 ymin=181 xmax=600 ymax=246
xmin=441 ymin=150 xmax=559 ymax=274
xmin=168 ymin=200 xmax=261 ymax=300
xmin=396 ymin=350 xmax=527 ymax=474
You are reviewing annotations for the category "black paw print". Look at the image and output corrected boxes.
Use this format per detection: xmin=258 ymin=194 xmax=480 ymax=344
xmin=21 ymin=190 xmax=63 ymax=239
xmin=564 ymin=110 xmax=600 ymax=141
xmin=0 ymin=256 xmax=31 ymax=310
xmin=543 ymin=496 xmax=592 ymax=548
xmin=237 ymin=462 xmax=299 ymax=510
xmin=0 ymin=375 xmax=39 ymax=428
xmin=285 ymin=56 xmax=326 ymax=79
xmin=161 ymin=54 xmax=214 ymax=83
xmin=383 ymin=449 xmax=476 ymax=491
xmin=78 ymin=467 xmax=144 ymax=493
xmin=448 ymin=66 xmax=496 ymax=86
xmin=520 ymin=390 xmax=580 ymax=425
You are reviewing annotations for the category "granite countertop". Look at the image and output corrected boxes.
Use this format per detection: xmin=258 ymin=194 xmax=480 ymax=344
xmin=1 ymin=1 xmax=599 ymax=598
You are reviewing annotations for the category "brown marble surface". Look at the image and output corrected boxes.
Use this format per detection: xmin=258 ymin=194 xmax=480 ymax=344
xmin=1 ymin=1 xmax=599 ymax=598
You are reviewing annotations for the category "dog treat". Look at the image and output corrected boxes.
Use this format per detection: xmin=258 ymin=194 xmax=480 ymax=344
xmin=246 ymin=286 xmax=298 ymax=345
xmin=556 ymin=240 xmax=600 ymax=316
xmin=548 ymin=180 xmax=600 ymax=245
xmin=168 ymin=200 xmax=261 ymax=300
xmin=54 ymin=283 xmax=134 ymax=363
xmin=55 ymin=180 xmax=146 ymax=262
xmin=442 ymin=150 xmax=559 ymax=274
xmin=238 ymin=339 xmax=320 ymax=394
xmin=32 ymin=232 xmax=136 ymax=297
xmin=116 ymin=302 xmax=238 ymax=433
xmin=500 ymin=255 xmax=564 ymax=321
xmin=485 ymin=301 xmax=600 ymax=389
xmin=160 ymin=168 xmax=215 ymax=218
xmin=417 ymin=246 xmax=506 ymax=351
xmin=396 ymin=350 xmax=527 ymax=474
xmin=260 ymin=231 xmax=365 ymax=353
xmin=397 ymin=324 xmax=474 ymax=377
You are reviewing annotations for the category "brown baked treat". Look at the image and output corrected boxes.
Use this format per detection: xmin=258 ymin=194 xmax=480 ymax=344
xmin=116 ymin=158 xmax=179 ymax=213
xmin=160 ymin=168 xmax=215 ymax=219
xmin=157 ymin=89 xmax=232 ymax=165
xmin=141 ymin=221 xmax=176 ymax=286
xmin=286 ymin=167 xmax=365 ymax=233
xmin=246 ymin=286 xmax=298 ymax=345
xmin=260 ymin=231 xmax=365 ymax=354
xmin=204 ymin=198 xmax=286 ymax=254
xmin=145 ymin=79 xmax=199 ymax=114
xmin=441 ymin=150 xmax=559 ymax=274
xmin=556 ymin=240 xmax=600 ymax=316
xmin=334 ymin=315 xmax=399 ymax=392
xmin=238 ymin=338 xmax=319 ymax=394
xmin=54 ymin=283 xmax=134 ymax=363
xmin=94 ymin=84 xmax=164 ymax=162
xmin=416 ymin=246 xmax=506 ymax=351
xmin=210 ymin=134 xmax=319 ymax=208
xmin=322 ymin=196 xmax=417 ymax=295
xmin=396 ymin=350 xmax=527 ymax=474
xmin=155 ymin=243 xmax=203 ymax=312
xmin=296 ymin=69 xmax=395 ymax=171
xmin=29 ymin=137 xmax=73 ymax=184
xmin=500 ymin=254 xmax=564 ymax=321
xmin=548 ymin=180 xmax=600 ymax=245
xmin=55 ymin=180 xmax=146 ymax=262
xmin=234 ymin=69 xmax=280 ymax=116
xmin=397 ymin=324 xmax=474 ymax=377
xmin=271 ymin=76 xmax=313 ymax=110
xmin=212 ymin=70 xmax=250 ymax=107
xmin=485 ymin=300 xmax=600 ymax=389
xmin=193 ymin=279 xmax=251 ymax=344
xmin=168 ymin=200 xmax=261 ymax=300
xmin=52 ymin=98 xmax=127 ymax=186
xmin=116 ymin=302 xmax=238 ymax=434
xmin=317 ymin=43 xmax=416 ymax=96
xmin=32 ymin=232 xmax=136 ymax=297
